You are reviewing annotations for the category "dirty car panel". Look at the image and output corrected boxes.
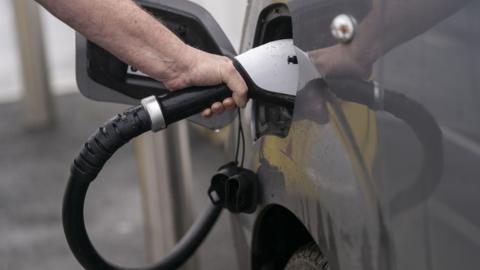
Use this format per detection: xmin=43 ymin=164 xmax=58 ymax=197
xmin=242 ymin=0 xmax=480 ymax=269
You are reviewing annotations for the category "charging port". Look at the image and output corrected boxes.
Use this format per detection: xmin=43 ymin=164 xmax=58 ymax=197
xmin=252 ymin=4 xmax=294 ymax=140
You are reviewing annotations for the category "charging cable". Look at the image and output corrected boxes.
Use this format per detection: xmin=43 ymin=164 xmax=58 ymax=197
xmin=63 ymin=85 xmax=233 ymax=270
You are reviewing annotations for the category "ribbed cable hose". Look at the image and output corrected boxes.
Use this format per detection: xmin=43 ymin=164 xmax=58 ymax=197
xmin=63 ymin=105 xmax=222 ymax=270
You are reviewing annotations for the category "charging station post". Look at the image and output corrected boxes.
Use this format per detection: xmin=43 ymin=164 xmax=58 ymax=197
xmin=135 ymin=122 xmax=198 ymax=270
xmin=12 ymin=0 xmax=54 ymax=128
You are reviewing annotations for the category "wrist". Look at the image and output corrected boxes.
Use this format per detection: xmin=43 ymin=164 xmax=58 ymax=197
xmin=148 ymin=41 xmax=193 ymax=85
xmin=175 ymin=43 xmax=197 ymax=76
xmin=159 ymin=43 xmax=205 ymax=90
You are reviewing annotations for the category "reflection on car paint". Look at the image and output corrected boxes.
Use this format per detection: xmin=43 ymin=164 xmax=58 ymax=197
xmin=248 ymin=0 xmax=480 ymax=269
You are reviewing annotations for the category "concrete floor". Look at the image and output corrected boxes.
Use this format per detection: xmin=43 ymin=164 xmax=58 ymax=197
xmin=0 ymin=93 xmax=237 ymax=270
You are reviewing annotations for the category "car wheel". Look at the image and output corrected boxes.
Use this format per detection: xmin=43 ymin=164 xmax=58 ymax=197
xmin=284 ymin=242 xmax=330 ymax=270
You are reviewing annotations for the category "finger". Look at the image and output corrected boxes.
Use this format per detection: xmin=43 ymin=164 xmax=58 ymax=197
xmin=202 ymin=108 xmax=212 ymax=118
xmin=211 ymin=102 xmax=225 ymax=114
xmin=223 ymin=63 xmax=248 ymax=108
xmin=222 ymin=98 xmax=236 ymax=110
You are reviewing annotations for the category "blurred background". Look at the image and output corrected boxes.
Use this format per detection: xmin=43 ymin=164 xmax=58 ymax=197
xmin=0 ymin=0 xmax=246 ymax=269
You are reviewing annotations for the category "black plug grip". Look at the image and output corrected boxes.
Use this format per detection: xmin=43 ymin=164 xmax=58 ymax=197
xmin=159 ymin=85 xmax=231 ymax=126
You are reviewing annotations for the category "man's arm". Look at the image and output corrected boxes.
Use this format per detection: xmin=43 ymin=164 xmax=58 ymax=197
xmin=35 ymin=0 xmax=247 ymax=116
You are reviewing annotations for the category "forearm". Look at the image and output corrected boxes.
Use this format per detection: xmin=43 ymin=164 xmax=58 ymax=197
xmin=36 ymin=0 xmax=188 ymax=81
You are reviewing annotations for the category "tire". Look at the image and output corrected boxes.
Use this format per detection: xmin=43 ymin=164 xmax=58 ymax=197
xmin=284 ymin=242 xmax=330 ymax=270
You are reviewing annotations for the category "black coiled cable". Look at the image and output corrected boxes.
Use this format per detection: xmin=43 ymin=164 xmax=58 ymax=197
xmin=62 ymin=104 xmax=222 ymax=270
